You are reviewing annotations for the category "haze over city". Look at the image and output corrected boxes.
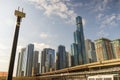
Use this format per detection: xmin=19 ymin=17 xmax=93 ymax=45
xmin=0 ymin=0 xmax=120 ymax=76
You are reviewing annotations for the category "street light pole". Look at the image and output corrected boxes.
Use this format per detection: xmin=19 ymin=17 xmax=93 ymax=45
xmin=7 ymin=8 xmax=26 ymax=80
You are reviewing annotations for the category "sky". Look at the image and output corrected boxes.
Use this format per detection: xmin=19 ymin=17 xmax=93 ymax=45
xmin=0 ymin=0 xmax=120 ymax=76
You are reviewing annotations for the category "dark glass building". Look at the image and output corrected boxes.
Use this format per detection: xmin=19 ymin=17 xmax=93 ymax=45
xmin=71 ymin=16 xmax=87 ymax=66
xmin=32 ymin=51 xmax=39 ymax=76
xmin=25 ymin=44 xmax=34 ymax=76
xmin=41 ymin=48 xmax=55 ymax=73
xmin=57 ymin=45 xmax=67 ymax=69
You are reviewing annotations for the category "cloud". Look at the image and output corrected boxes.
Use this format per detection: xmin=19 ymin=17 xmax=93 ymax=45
xmin=98 ymin=14 xmax=120 ymax=28
xmin=84 ymin=0 xmax=113 ymax=13
xmin=96 ymin=13 xmax=104 ymax=20
xmin=27 ymin=0 xmax=77 ymax=24
xmin=0 ymin=43 xmax=8 ymax=50
xmin=94 ymin=0 xmax=110 ymax=12
xmin=33 ymin=42 xmax=50 ymax=50
xmin=91 ymin=0 xmax=111 ymax=12
xmin=97 ymin=29 xmax=109 ymax=38
xmin=40 ymin=32 xmax=48 ymax=39
xmin=96 ymin=13 xmax=120 ymax=38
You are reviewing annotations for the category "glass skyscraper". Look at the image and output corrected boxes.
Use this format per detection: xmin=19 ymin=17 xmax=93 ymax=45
xmin=25 ymin=44 xmax=34 ymax=76
xmin=16 ymin=48 xmax=25 ymax=77
xmin=41 ymin=48 xmax=55 ymax=73
xmin=32 ymin=51 xmax=39 ymax=76
xmin=16 ymin=44 xmax=35 ymax=77
xmin=71 ymin=16 xmax=87 ymax=66
xmin=57 ymin=45 xmax=67 ymax=70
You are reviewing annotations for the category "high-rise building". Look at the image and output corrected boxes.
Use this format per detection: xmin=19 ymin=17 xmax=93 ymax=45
xmin=71 ymin=16 xmax=87 ymax=66
xmin=41 ymin=50 xmax=46 ymax=73
xmin=66 ymin=52 xmax=72 ymax=68
xmin=25 ymin=44 xmax=34 ymax=76
xmin=32 ymin=51 xmax=39 ymax=76
xmin=16 ymin=44 xmax=35 ymax=77
xmin=112 ymin=39 xmax=120 ymax=59
xmin=22 ymin=48 xmax=27 ymax=76
xmin=16 ymin=48 xmax=25 ymax=77
xmin=85 ymin=39 xmax=97 ymax=63
xmin=95 ymin=38 xmax=114 ymax=61
xmin=57 ymin=45 xmax=67 ymax=70
xmin=41 ymin=48 xmax=55 ymax=73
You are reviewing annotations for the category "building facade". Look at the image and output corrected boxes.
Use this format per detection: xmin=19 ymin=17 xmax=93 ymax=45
xmin=95 ymin=38 xmax=114 ymax=61
xmin=41 ymin=48 xmax=55 ymax=73
xmin=71 ymin=16 xmax=87 ymax=66
xmin=57 ymin=45 xmax=67 ymax=70
xmin=16 ymin=48 xmax=26 ymax=76
xmin=25 ymin=44 xmax=34 ymax=76
xmin=85 ymin=39 xmax=97 ymax=63
xmin=112 ymin=39 xmax=120 ymax=59
xmin=32 ymin=51 xmax=39 ymax=76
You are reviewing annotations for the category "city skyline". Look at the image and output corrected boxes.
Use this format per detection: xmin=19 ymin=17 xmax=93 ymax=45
xmin=0 ymin=0 xmax=120 ymax=76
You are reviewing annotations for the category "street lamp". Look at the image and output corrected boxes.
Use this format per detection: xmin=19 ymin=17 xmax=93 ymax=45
xmin=6 ymin=7 xmax=26 ymax=80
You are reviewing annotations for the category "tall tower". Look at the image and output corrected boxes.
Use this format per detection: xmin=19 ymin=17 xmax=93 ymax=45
xmin=32 ymin=51 xmax=39 ymax=76
xmin=57 ymin=45 xmax=67 ymax=70
xmin=16 ymin=48 xmax=26 ymax=77
xmin=26 ymin=44 xmax=34 ymax=76
xmin=71 ymin=16 xmax=87 ymax=66
xmin=7 ymin=8 xmax=26 ymax=80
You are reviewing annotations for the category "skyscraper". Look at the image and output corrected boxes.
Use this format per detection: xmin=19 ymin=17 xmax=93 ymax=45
xmin=57 ymin=45 xmax=67 ymax=70
xmin=66 ymin=52 xmax=72 ymax=68
xmin=16 ymin=44 xmax=35 ymax=77
xmin=112 ymin=39 xmax=120 ymax=59
xmin=32 ymin=51 xmax=39 ymax=76
xmin=71 ymin=16 xmax=87 ymax=66
xmin=16 ymin=48 xmax=25 ymax=77
xmin=41 ymin=50 xmax=46 ymax=73
xmin=85 ymin=39 xmax=97 ymax=63
xmin=41 ymin=48 xmax=55 ymax=73
xmin=95 ymin=38 xmax=114 ymax=61
xmin=25 ymin=44 xmax=34 ymax=76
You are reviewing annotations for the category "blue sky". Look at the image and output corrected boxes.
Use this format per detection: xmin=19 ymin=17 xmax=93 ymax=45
xmin=0 ymin=0 xmax=120 ymax=76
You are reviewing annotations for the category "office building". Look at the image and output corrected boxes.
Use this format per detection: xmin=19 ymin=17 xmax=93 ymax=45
xmin=57 ymin=45 xmax=67 ymax=70
xmin=41 ymin=48 xmax=55 ymax=73
xmin=66 ymin=52 xmax=72 ymax=67
xmin=16 ymin=48 xmax=26 ymax=76
xmin=112 ymin=39 xmax=120 ymax=59
xmin=71 ymin=16 xmax=87 ymax=66
xmin=25 ymin=44 xmax=34 ymax=76
xmin=95 ymin=38 xmax=114 ymax=61
xmin=32 ymin=51 xmax=39 ymax=76
xmin=85 ymin=39 xmax=97 ymax=63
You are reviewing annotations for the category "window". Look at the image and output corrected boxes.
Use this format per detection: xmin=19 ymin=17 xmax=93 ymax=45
xmin=104 ymin=78 xmax=112 ymax=80
xmin=114 ymin=77 xmax=120 ymax=80
xmin=89 ymin=78 xmax=95 ymax=80
xmin=96 ymin=78 xmax=102 ymax=80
